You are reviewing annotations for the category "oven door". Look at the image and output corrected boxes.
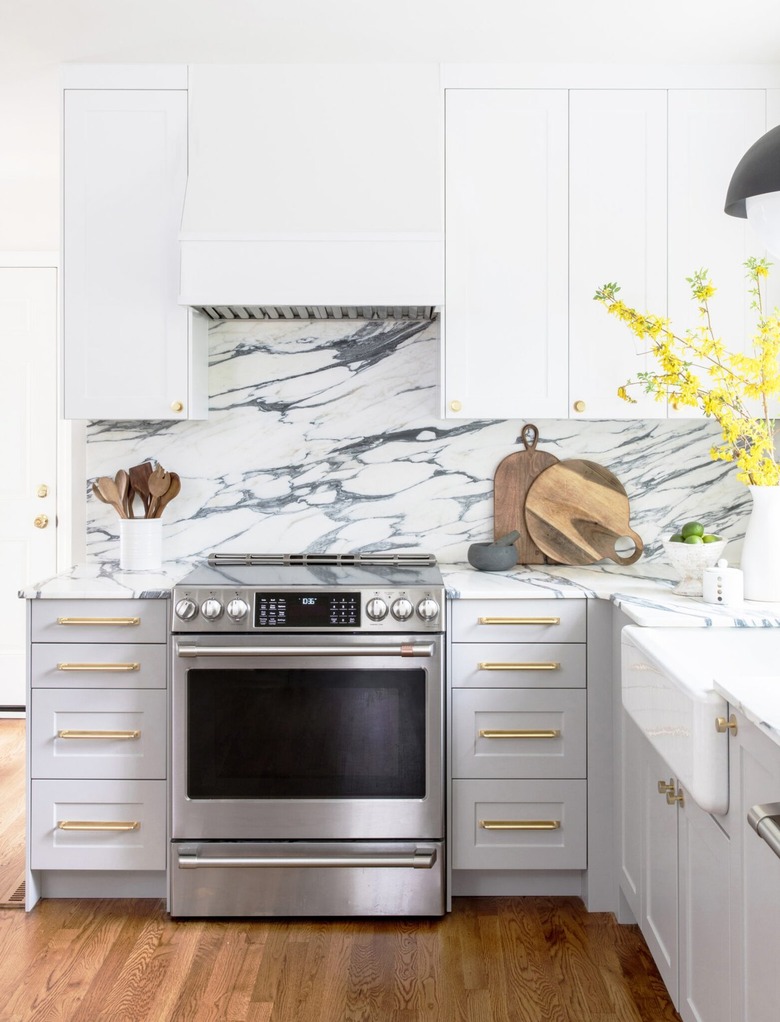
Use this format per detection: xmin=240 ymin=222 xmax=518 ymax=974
xmin=171 ymin=633 xmax=444 ymax=841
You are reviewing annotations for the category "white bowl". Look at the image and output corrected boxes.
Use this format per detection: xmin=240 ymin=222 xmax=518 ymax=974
xmin=662 ymin=538 xmax=728 ymax=596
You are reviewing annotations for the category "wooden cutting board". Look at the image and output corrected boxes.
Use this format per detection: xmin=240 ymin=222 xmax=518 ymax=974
xmin=493 ymin=424 xmax=558 ymax=564
xmin=524 ymin=459 xmax=643 ymax=566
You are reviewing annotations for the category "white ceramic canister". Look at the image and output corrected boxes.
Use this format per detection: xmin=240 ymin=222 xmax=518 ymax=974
xmin=702 ymin=559 xmax=744 ymax=606
xmin=119 ymin=519 xmax=162 ymax=571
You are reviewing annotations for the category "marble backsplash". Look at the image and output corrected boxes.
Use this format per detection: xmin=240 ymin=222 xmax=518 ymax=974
xmin=85 ymin=318 xmax=750 ymax=566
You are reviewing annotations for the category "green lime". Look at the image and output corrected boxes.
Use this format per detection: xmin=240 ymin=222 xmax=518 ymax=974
xmin=683 ymin=534 xmax=704 ymax=544
xmin=702 ymin=534 xmax=722 ymax=543
xmin=669 ymin=533 xmax=684 ymax=542
xmin=681 ymin=521 xmax=705 ymax=539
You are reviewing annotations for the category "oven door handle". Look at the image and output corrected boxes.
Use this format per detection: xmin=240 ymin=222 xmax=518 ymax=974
xmin=177 ymin=848 xmax=438 ymax=869
xmin=175 ymin=642 xmax=435 ymax=659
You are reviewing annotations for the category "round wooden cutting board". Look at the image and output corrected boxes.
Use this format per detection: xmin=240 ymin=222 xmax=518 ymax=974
xmin=524 ymin=459 xmax=643 ymax=566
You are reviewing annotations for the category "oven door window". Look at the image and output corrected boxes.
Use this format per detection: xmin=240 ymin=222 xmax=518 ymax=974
xmin=187 ymin=668 xmax=427 ymax=799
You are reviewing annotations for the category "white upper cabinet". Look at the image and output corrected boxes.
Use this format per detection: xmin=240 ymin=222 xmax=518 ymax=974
xmin=444 ymin=89 xmax=569 ymax=419
xmin=569 ymin=90 xmax=668 ymax=419
xmin=63 ymin=88 xmax=208 ymax=420
xmin=668 ymin=90 xmax=768 ymax=419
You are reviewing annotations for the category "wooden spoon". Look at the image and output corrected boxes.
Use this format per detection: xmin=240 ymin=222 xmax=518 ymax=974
xmin=94 ymin=476 xmax=127 ymax=519
xmin=128 ymin=462 xmax=154 ymax=518
xmin=153 ymin=471 xmax=181 ymax=518
xmin=114 ymin=469 xmax=130 ymax=518
xmin=147 ymin=464 xmax=171 ymax=519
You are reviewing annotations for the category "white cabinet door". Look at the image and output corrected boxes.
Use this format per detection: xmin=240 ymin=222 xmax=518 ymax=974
xmin=619 ymin=711 xmax=643 ymax=921
xmin=678 ymin=792 xmax=732 ymax=1022
xmin=444 ymin=89 xmax=569 ymax=419
xmin=569 ymin=90 xmax=667 ymax=419
xmin=733 ymin=716 xmax=780 ymax=1022
xmin=63 ymin=89 xmax=207 ymax=420
xmin=668 ymin=90 xmax=767 ymax=419
xmin=641 ymin=741 xmax=680 ymax=1004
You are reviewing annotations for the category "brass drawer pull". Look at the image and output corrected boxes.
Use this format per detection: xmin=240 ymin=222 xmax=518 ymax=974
xmin=479 ymin=819 xmax=561 ymax=831
xmin=56 ymin=662 xmax=140 ymax=672
xmin=479 ymin=728 xmax=561 ymax=740
xmin=56 ymin=616 xmax=141 ymax=626
xmin=57 ymin=729 xmax=141 ymax=740
xmin=57 ymin=820 xmax=141 ymax=832
xmin=478 ymin=616 xmax=560 ymax=626
xmin=478 ymin=661 xmax=560 ymax=671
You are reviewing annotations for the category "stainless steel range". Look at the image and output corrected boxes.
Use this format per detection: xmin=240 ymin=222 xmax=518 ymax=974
xmin=169 ymin=551 xmax=445 ymax=918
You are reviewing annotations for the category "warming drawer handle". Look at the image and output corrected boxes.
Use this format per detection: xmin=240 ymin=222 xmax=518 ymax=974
xmin=57 ymin=729 xmax=141 ymax=741
xmin=478 ymin=661 xmax=560 ymax=672
xmin=177 ymin=849 xmax=437 ymax=870
xmin=478 ymin=616 xmax=560 ymax=626
xmin=56 ymin=616 xmax=140 ymax=626
xmin=747 ymin=803 xmax=780 ymax=861
xmin=176 ymin=643 xmax=435 ymax=659
xmin=479 ymin=728 xmax=561 ymax=740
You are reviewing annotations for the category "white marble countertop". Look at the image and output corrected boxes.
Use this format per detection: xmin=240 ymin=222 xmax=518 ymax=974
xmin=714 ymin=675 xmax=780 ymax=748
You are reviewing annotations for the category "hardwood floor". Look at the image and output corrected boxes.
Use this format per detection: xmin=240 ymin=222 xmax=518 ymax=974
xmin=0 ymin=720 xmax=681 ymax=1022
xmin=0 ymin=718 xmax=25 ymax=905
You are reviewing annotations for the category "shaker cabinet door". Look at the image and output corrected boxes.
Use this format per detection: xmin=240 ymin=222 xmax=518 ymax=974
xmin=443 ymin=88 xmax=569 ymax=419
xmin=63 ymin=89 xmax=207 ymax=420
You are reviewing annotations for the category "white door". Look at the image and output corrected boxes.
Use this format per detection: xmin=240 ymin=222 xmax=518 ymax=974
xmin=0 ymin=266 xmax=58 ymax=708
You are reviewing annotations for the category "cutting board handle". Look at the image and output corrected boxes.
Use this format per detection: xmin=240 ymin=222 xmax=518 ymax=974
xmin=521 ymin=423 xmax=540 ymax=451
xmin=610 ymin=527 xmax=644 ymax=566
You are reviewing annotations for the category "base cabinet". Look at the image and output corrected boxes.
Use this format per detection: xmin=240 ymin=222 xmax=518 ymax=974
xmin=26 ymin=599 xmax=169 ymax=908
xmin=620 ymin=712 xmax=733 ymax=1022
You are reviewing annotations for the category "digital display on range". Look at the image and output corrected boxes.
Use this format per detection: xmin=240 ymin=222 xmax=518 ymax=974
xmin=254 ymin=591 xmax=361 ymax=628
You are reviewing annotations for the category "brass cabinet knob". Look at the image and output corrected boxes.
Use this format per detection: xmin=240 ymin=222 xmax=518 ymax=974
xmin=658 ymin=779 xmax=675 ymax=795
xmin=573 ymin=400 xmax=586 ymax=413
xmin=170 ymin=401 xmax=184 ymax=413
xmin=449 ymin=400 xmax=463 ymax=413
xmin=37 ymin=484 xmax=48 ymax=498
xmin=33 ymin=514 xmax=49 ymax=529
xmin=715 ymin=714 xmax=738 ymax=736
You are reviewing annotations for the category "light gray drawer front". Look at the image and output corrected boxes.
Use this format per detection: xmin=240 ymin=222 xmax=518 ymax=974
xmin=452 ymin=689 xmax=586 ymax=779
xmin=31 ymin=643 xmax=167 ymax=689
xmin=31 ymin=599 xmax=168 ymax=644
xmin=451 ymin=643 xmax=586 ymax=689
xmin=451 ymin=599 xmax=586 ymax=643
xmin=452 ymin=779 xmax=587 ymax=870
xmin=31 ymin=688 xmax=166 ymax=780
xmin=30 ymin=778 xmax=166 ymax=870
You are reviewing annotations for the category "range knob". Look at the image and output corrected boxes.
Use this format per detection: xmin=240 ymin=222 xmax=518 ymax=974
xmin=391 ymin=597 xmax=414 ymax=621
xmin=416 ymin=597 xmax=440 ymax=622
xmin=226 ymin=598 xmax=250 ymax=622
xmin=201 ymin=598 xmax=224 ymax=621
xmin=366 ymin=597 xmax=389 ymax=621
xmin=174 ymin=598 xmax=198 ymax=621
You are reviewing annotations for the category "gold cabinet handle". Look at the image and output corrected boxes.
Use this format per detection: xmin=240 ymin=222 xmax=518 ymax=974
xmin=479 ymin=820 xmax=560 ymax=831
xmin=57 ymin=820 xmax=141 ymax=832
xmin=479 ymin=728 xmax=561 ymax=740
xmin=715 ymin=714 xmax=738 ymax=736
xmin=56 ymin=616 xmax=141 ymax=626
xmin=478 ymin=661 xmax=560 ymax=671
xmin=34 ymin=514 xmax=49 ymax=529
xmin=478 ymin=616 xmax=561 ymax=626
xmin=57 ymin=729 xmax=141 ymax=740
xmin=658 ymin=779 xmax=675 ymax=795
xmin=56 ymin=662 xmax=140 ymax=672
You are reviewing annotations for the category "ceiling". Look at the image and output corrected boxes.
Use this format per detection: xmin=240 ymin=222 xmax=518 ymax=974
xmin=2 ymin=0 xmax=780 ymax=66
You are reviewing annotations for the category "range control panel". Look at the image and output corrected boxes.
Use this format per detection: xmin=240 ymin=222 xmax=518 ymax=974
xmin=171 ymin=586 xmax=444 ymax=634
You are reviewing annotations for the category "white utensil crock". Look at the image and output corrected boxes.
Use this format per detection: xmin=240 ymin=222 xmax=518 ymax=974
xmin=119 ymin=519 xmax=162 ymax=571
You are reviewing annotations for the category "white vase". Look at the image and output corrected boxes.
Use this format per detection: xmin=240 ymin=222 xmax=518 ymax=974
xmin=119 ymin=519 xmax=162 ymax=571
xmin=740 ymin=485 xmax=780 ymax=602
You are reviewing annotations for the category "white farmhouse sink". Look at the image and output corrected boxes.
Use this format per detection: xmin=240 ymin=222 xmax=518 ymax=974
xmin=621 ymin=626 xmax=780 ymax=814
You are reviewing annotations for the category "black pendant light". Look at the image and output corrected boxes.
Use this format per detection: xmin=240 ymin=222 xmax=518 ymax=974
xmin=725 ymin=124 xmax=780 ymax=255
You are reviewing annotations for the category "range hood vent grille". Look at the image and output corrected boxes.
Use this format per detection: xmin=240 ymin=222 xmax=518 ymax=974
xmin=194 ymin=305 xmax=439 ymax=323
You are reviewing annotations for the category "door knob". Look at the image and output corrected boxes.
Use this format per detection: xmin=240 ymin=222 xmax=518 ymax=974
xmin=33 ymin=514 xmax=49 ymax=529
xmin=37 ymin=484 xmax=48 ymax=498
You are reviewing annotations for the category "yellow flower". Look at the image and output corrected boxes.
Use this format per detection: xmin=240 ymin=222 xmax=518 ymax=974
xmin=594 ymin=259 xmax=780 ymax=487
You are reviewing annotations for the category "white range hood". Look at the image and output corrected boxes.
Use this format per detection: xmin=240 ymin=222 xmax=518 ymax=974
xmin=179 ymin=64 xmax=444 ymax=321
